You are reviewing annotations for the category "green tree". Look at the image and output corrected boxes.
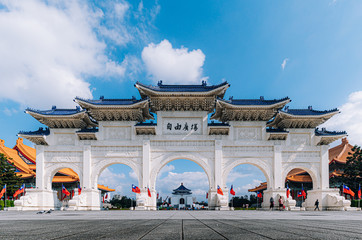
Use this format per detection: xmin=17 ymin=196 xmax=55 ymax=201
xmin=342 ymin=145 xmax=362 ymax=192
xmin=0 ymin=153 xmax=23 ymax=197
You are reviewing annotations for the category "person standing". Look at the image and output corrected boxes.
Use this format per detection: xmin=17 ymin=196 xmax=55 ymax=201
xmin=314 ymin=199 xmax=320 ymax=211
xmin=278 ymin=196 xmax=283 ymax=211
xmin=270 ymin=197 xmax=274 ymax=210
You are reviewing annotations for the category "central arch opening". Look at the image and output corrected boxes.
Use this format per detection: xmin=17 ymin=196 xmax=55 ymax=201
xmin=97 ymin=163 xmax=139 ymax=209
xmin=155 ymin=159 xmax=210 ymax=210
xmin=226 ymin=164 xmax=267 ymax=209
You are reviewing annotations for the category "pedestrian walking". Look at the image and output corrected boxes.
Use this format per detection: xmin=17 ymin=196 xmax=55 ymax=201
xmin=270 ymin=197 xmax=274 ymax=210
xmin=278 ymin=196 xmax=283 ymax=211
xmin=314 ymin=199 xmax=320 ymax=211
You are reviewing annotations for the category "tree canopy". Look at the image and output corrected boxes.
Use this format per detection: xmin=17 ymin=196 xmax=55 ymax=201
xmin=342 ymin=145 xmax=362 ymax=192
xmin=0 ymin=153 xmax=23 ymax=197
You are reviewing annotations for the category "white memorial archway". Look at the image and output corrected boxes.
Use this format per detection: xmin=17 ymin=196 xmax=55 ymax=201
xmin=13 ymin=81 xmax=350 ymax=211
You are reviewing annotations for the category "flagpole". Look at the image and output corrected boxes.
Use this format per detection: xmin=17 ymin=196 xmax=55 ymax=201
xmin=4 ymin=184 xmax=6 ymax=210
xmin=257 ymin=194 xmax=258 ymax=211
xmin=359 ymin=184 xmax=360 ymax=209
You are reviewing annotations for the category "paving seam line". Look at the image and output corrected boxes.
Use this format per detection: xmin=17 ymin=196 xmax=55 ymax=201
xmin=187 ymin=212 xmax=229 ymax=240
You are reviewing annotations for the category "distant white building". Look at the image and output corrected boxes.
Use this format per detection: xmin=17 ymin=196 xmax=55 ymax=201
xmin=171 ymin=183 xmax=195 ymax=209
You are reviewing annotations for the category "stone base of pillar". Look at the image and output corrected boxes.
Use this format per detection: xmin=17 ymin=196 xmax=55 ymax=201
xmin=303 ymin=188 xmax=355 ymax=211
xmin=8 ymin=189 xmax=59 ymax=211
xmin=208 ymin=190 xmax=229 ymax=210
xmin=134 ymin=191 xmax=156 ymax=210
xmin=69 ymin=189 xmax=101 ymax=210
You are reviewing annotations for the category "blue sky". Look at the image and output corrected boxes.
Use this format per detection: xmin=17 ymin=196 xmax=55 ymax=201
xmin=0 ymin=0 xmax=362 ymax=200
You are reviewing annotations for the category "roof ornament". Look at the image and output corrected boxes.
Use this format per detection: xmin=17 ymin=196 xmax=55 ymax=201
xmin=132 ymin=96 xmax=136 ymax=100
xmin=260 ymin=96 xmax=264 ymax=101
xmin=201 ymin=80 xmax=207 ymax=86
xmin=76 ymin=106 xmax=80 ymax=111
xmin=52 ymin=105 xmax=56 ymax=110
xmin=229 ymin=96 xmax=233 ymax=101
xmin=157 ymin=80 xmax=163 ymax=86
xmin=308 ymin=105 xmax=313 ymax=110
xmin=100 ymin=96 xmax=104 ymax=100
xmin=284 ymin=106 xmax=289 ymax=112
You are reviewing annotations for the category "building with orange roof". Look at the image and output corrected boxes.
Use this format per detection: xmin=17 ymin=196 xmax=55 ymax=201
xmin=0 ymin=138 xmax=114 ymax=199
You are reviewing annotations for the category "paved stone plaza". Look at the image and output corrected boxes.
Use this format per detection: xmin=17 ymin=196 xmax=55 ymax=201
xmin=1 ymin=211 xmax=362 ymax=239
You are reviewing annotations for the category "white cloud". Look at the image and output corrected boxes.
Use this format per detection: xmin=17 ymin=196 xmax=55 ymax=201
xmin=142 ymin=39 xmax=206 ymax=84
xmin=227 ymin=170 xmax=252 ymax=183
xmin=322 ymin=91 xmax=362 ymax=146
xmin=0 ymin=0 xmax=130 ymax=108
xmin=281 ymin=58 xmax=289 ymax=70
xmin=3 ymin=107 xmax=18 ymax=116
xmin=129 ymin=170 xmax=138 ymax=181
xmin=158 ymin=164 xmax=175 ymax=178
xmin=237 ymin=179 xmax=263 ymax=195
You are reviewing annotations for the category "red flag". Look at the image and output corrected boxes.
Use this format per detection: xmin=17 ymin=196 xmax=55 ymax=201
xmin=286 ymin=184 xmax=290 ymax=198
xmin=230 ymin=185 xmax=235 ymax=196
xmin=132 ymin=184 xmax=141 ymax=194
xmin=157 ymin=193 xmax=159 ymax=199
xmin=257 ymin=191 xmax=262 ymax=198
xmin=102 ymin=195 xmax=105 ymax=203
xmin=78 ymin=183 xmax=82 ymax=195
xmin=62 ymin=185 xmax=70 ymax=196
xmin=0 ymin=184 xmax=6 ymax=199
xmin=206 ymin=192 xmax=208 ymax=199
xmin=343 ymin=185 xmax=355 ymax=197
xmin=358 ymin=186 xmax=361 ymax=199
xmin=217 ymin=185 xmax=223 ymax=195
xmin=13 ymin=184 xmax=25 ymax=198
xmin=148 ymin=187 xmax=151 ymax=197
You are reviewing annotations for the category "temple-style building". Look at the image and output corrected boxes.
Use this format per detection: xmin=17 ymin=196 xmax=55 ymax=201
xmin=0 ymin=138 xmax=114 ymax=199
xmin=171 ymin=183 xmax=194 ymax=209
xmin=249 ymin=137 xmax=353 ymax=195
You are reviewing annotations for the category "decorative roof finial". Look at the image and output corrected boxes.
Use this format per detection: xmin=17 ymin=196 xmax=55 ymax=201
xmin=260 ymin=96 xmax=264 ymax=101
xmin=284 ymin=106 xmax=289 ymax=112
xmin=181 ymin=182 xmax=183 ymax=185
xmin=157 ymin=80 xmax=163 ymax=86
xmin=76 ymin=106 xmax=80 ymax=111
xmin=202 ymin=80 xmax=207 ymax=86
xmin=100 ymin=96 xmax=104 ymax=100
xmin=229 ymin=96 xmax=233 ymax=101
xmin=132 ymin=96 xmax=136 ymax=100
xmin=52 ymin=105 xmax=56 ymax=110
xmin=308 ymin=105 xmax=313 ymax=110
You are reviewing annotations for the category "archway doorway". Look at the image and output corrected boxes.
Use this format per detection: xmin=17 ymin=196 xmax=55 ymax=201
xmin=51 ymin=168 xmax=79 ymax=202
xmin=226 ymin=164 xmax=267 ymax=209
xmin=97 ymin=164 xmax=139 ymax=209
xmin=285 ymin=168 xmax=313 ymax=207
xmin=155 ymin=159 xmax=209 ymax=210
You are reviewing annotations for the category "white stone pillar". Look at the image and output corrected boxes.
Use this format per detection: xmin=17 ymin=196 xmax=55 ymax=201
xmin=273 ymin=146 xmax=282 ymax=190
xmin=320 ymin=145 xmax=329 ymax=190
xmin=35 ymin=145 xmax=45 ymax=190
xmin=136 ymin=140 xmax=152 ymax=210
xmin=142 ymin=140 xmax=150 ymax=189
xmin=82 ymin=145 xmax=91 ymax=189
xmin=212 ymin=140 xmax=228 ymax=210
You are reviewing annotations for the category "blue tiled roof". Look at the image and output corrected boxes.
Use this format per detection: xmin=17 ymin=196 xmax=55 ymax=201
xmin=173 ymin=184 xmax=191 ymax=192
xmin=75 ymin=96 xmax=146 ymax=105
xmin=281 ymin=106 xmax=339 ymax=116
xmin=18 ymin=127 xmax=50 ymax=136
xmin=136 ymin=81 xmax=229 ymax=92
xmin=266 ymin=128 xmax=289 ymax=133
xmin=26 ymin=106 xmax=84 ymax=115
xmin=76 ymin=128 xmax=98 ymax=133
xmin=315 ymin=128 xmax=346 ymax=136
xmin=135 ymin=121 xmax=157 ymax=126
xmin=208 ymin=121 xmax=230 ymax=127
xmin=221 ymin=96 xmax=290 ymax=106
